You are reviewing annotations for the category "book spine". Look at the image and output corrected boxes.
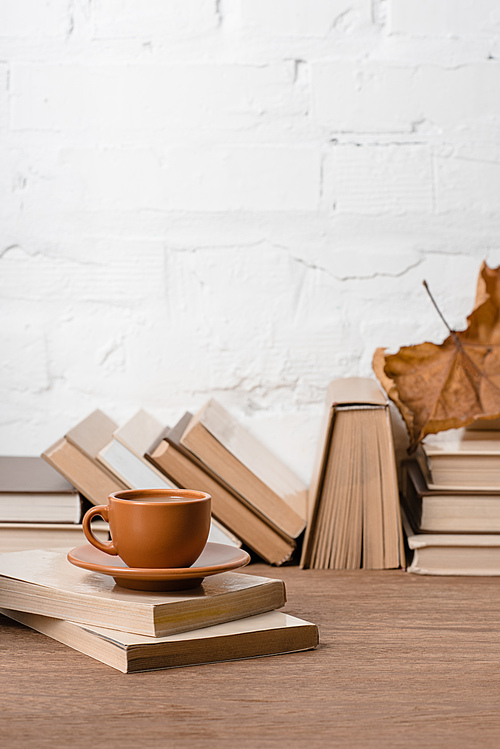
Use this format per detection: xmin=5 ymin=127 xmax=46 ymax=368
xmin=147 ymin=446 xmax=295 ymax=565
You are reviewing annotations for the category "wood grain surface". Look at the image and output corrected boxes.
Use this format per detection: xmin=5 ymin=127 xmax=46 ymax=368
xmin=1 ymin=565 xmax=500 ymax=748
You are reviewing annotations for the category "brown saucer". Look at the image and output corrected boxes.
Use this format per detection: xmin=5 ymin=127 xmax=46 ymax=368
xmin=67 ymin=542 xmax=251 ymax=591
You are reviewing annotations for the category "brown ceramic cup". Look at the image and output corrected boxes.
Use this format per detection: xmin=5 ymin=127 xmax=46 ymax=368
xmin=82 ymin=488 xmax=211 ymax=569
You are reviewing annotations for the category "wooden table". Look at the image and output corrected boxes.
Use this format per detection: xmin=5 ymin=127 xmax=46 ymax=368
xmin=1 ymin=564 xmax=500 ymax=748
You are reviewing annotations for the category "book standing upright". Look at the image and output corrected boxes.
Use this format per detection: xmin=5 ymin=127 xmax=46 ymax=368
xmin=301 ymin=378 xmax=404 ymax=570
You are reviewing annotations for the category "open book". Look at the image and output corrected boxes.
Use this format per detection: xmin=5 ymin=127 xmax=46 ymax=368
xmin=301 ymin=378 xmax=404 ymax=570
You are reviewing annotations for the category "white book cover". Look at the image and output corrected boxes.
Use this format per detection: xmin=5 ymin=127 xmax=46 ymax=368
xmin=98 ymin=438 xmax=175 ymax=490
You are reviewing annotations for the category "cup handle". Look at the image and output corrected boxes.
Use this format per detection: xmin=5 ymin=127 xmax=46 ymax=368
xmin=82 ymin=505 xmax=118 ymax=556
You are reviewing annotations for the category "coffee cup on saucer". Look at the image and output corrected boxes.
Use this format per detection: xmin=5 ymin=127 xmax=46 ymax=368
xmin=82 ymin=488 xmax=211 ymax=569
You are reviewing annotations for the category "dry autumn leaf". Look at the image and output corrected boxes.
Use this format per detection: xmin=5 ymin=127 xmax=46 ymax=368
xmin=373 ymin=261 xmax=500 ymax=453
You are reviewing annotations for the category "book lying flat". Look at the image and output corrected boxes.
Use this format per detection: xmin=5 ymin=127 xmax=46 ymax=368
xmin=1 ymin=608 xmax=319 ymax=673
xmin=402 ymin=459 xmax=500 ymax=534
xmin=0 ymin=456 xmax=81 ymax=523
xmin=179 ymin=400 xmax=307 ymax=539
xmin=301 ymin=378 xmax=404 ymax=570
xmin=407 ymin=533 xmax=500 ymax=575
xmin=421 ymin=429 xmax=500 ymax=489
xmin=98 ymin=410 xmax=240 ymax=548
xmin=0 ymin=522 xmax=109 ymax=554
xmin=0 ymin=548 xmax=286 ymax=636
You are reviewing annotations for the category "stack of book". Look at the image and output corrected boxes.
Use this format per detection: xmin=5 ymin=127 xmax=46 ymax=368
xmin=0 ymin=456 xmax=109 ymax=552
xmin=0 ymin=548 xmax=318 ymax=673
xmin=145 ymin=400 xmax=308 ymax=565
xmin=403 ymin=427 xmax=500 ymax=575
xmin=301 ymin=378 xmax=405 ymax=570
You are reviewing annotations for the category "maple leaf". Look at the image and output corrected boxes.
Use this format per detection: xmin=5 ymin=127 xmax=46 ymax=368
xmin=373 ymin=261 xmax=500 ymax=453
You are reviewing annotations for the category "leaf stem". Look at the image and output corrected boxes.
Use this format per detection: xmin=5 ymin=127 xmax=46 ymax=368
xmin=422 ymin=280 xmax=453 ymax=334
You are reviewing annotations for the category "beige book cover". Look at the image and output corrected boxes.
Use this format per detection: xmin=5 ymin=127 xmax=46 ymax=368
xmin=421 ymin=429 xmax=500 ymax=490
xmin=113 ymin=409 xmax=165 ymax=458
xmin=2 ymin=608 xmax=318 ymax=673
xmin=407 ymin=533 xmax=500 ymax=575
xmin=402 ymin=459 xmax=500 ymax=534
xmin=66 ymin=409 xmax=118 ymax=461
xmin=423 ymin=428 xmax=500 ymax=455
xmin=0 ymin=548 xmax=286 ymax=637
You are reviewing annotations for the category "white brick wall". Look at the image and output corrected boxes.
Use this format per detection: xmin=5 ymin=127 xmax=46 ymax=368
xmin=0 ymin=0 xmax=69 ymax=39
xmin=91 ymin=0 xmax=219 ymax=40
xmin=329 ymin=144 xmax=434 ymax=214
xmin=388 ymin=0 xmax=500 ymax=37
xmin=240 ymin=0 xmax=373 ymax=37
xmin=10 ymin=62 xmax=305 ymax=135
xmin=312 ymin=62 xmax=500 ymax=134
xmin=1 ymin=0 xmax=500 ymax=480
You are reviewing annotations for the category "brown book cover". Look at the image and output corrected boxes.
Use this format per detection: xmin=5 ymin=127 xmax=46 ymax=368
xmin=43 ymin=411 xmax=128 ymax=507
xmin=43 ymin=438 xmax=126 ymax=507
xmin=179 ymin=400 xmax=307 ymax=539
xmin=165 ymin=413 xmax=302 ymax=542
xmin=146 ymin=427 xmax=296 ymax=565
